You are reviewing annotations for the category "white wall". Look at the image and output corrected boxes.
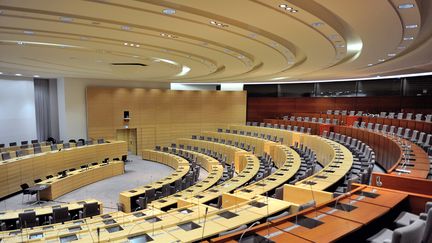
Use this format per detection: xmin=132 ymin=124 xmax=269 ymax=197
xmin=58 ymin=77 xmax=169 ymax=140
xmin=0 ymin=77 xmax=37 ymax=144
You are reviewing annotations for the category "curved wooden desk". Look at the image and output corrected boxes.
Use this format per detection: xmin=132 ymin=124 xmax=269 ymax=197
xmin=38 ymin=161 xmax=124 ymax=201
xmin=119 ymin=150 xmax=190 ymax=213
xmin=177 ymin=138 xmax=250 ymax=173
xmin=148 ymin=148 xmax=224 ymax=210
xmin=0 ymin=141 xmax=127 ymax=198
xmin=235 ymin=144 xmax=301 ymax=198
xmin=201 ymin=131 xmax=277 ymax=156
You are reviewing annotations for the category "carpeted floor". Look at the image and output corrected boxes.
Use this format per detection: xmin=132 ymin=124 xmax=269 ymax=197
xmin=0 ymin=154 xmax=207 ymax=213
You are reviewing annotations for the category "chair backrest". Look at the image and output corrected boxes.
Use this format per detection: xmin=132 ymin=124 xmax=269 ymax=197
xmin=298 ymin=200 xmax=316 ymax=211
xmin=137 ymin=197 xmax=148 ymax=210
xmin=19 ymin=211 xmax=38 ymax=227
xmin=9 ymin=142 xmax=17 ymax=147
xmin=31 ymin=139 xmax=38 ymax=144
xmin=397 ymin=113 xmax=404 ymax=119
xmin=422 ymin=208 xmax=432 ymax=243
xmin=392 ymin=219 xmax=425 ymax=243
xmin=83 ymin=202 xmax=100 ymax=217
xmin=406 ymin=113 xmax=413 ymax=120
xmin=425 ymin=114 xmax=432 ymax=122
xmin=349 ymin=111 xmax=355 ymax=116
xmin=274 ymin=186 xmax=283 ymax=200
xmin=77 ymin=140 xmax=84 ymax=147
xmin=146 ymin=188 xmax=156 ymax=201
xmin=424 ymin=134 xmax=431 ymax=146
xmin=51 ymin=144 xmax=58 ymax=151
xmin=21 ymin=141 xmax=28 ymax=145
xmin=1 ymin=152 xmax=11 ymax=160
xmin=388 ymin=112 xmax=395 ymax=118
xmin=20 ymin=183 xmax=29 ymax=190
xmin=16 ymin=150 xmax=25 ymax=157
xmin=415 ymin=114 xmax=422 ymax=121
xmin=34 ymin=147 xmax=42 ymax=154
xmin=52 ymin=207 xmax=71 ymax=223
xmin=63 ymin=142 xmax=70 ymax=149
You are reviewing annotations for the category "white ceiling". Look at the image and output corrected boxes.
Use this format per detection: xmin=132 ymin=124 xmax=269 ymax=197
xmin=0 ymin=0 xmax=431 ymax=83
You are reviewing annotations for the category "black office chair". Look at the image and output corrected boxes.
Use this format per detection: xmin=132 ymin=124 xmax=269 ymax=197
xmin=79 ymin=202 xmax=100 ymax=218
xmin=46 ymin=175 xmax=53 ymax=179
xmin=34 ymin=147 xmax=42 ymax=154
xmin=135 ymin=197 xmax=148 ymax=210
xmin=9 ymin=142 xmax=17 ymax=147
xmin=78 ymin=139 xmax=85 ymax=145
xmin=86 ymin=140 xmax=93 ymax=145
xmin=69 ymin=139 xmax=76 ymax=144
xmin=34 ymin=178 xmax=42 ymax=183
xmin=1 ymin=152 xmax=11 ymax=160
xmin=20 ymin=183 xmax=37 ymax=202
xmin=31 ymin=139 xmax=38 ymax=144
xmin=76 ymin=140 xmax=84 ymax=147
xmin=97 ymin=138 xmax=105 ymax=144
xmin=16 ymin=150 xmax=25 ymax=157
xmin=16 ymin=211 xmax=39 ymax=228
xmin=146 ymin=188 xmax=156 ymax=203
xmin=21 ymin=141 xmax=28 ymax=145
xmin=50 ymin=144 xmax=58 ymax=151
xmin=0 ymin=144 xmax=4 ymax=148
xmin=49 ymin=207 xmax=71 ymax=224
xmin=273 ymin=186 xmax=284 ymax=200
xmin=63 ymin=142 xmax=70 ymax=149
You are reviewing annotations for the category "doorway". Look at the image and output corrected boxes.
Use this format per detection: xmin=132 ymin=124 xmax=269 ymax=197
xmin=116 ymin=128 xmax=137 ymax=155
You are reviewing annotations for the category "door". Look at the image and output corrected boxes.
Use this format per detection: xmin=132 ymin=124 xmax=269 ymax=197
xmin=116 ymin=128 xmax=137 ymax=155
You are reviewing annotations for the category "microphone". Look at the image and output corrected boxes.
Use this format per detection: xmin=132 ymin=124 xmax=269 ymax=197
xmin=375 ymin=176 xmax=383 ymax=187
xmin=96 ymin=227 xmax=100 ymax=243
xmin=239 ymin=221 xmax=261 ymax=242
xmin=83 ymin=218 xmax=95 ymax=242
xmin=201 ymin=207 xmax=209 ymax=240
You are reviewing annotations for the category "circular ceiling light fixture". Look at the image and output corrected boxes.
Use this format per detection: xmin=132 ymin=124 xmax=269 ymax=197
xmin=162 ymin=9 xmax=176 ymax=15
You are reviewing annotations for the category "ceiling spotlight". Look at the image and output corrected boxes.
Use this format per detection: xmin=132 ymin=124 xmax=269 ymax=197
xmin=398 ymin=3 xmax=414 ymax=9
xmin=135 ymin=44 xmax=140 ymax=47
xmin=405 ymin=24 xmax=418 ymax=29
xmin=33 ymin=75 xmax=40 ymax=77
xmin=311 ymin=22 xmax=324 ymax=27
xmin=130 ymin=43 xmax=134 ymax=47
xmin=378 ymin=59 xmax=386 ymax=62
xmin=290 ymin=9 xmax=298 ymax=13
xmin=121 ymin=25 xmax=131 ymax=31
xmin=279 ymin=4 xmax=288 ymax=8
xmin=15 ymin=74 xmax=22 ymax=76
xmin=23 ymin=30 xmax=34 ymax=35
xmin=162 ymin=8 xmax=176 ymax=15
xmin=123 ymin=42 xmax=128 ymax=46
xmin=403 ymin=36 xmax=414 ymax=40
xmin=388 ymin=53 xmax=396 ymax=57
xmin=209 ymin=20 xmax=228 ymax=27
xmin=59 ymin=16 xmax=73 ymax=22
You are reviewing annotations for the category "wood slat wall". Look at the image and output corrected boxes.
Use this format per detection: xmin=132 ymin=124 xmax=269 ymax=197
xmin=86 ymin=87 xmax=247 ymax=150
xmin=247 ymin=96 xmax=432 ymax=122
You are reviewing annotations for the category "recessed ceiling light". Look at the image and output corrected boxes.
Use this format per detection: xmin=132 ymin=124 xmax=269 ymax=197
xmin=311 ymin=22 xmax=324 ymax=27
xmin=279 ymin=4 xmax=287 ymax=8
xmin=209 ymin=20 xmax=228 ymax=27
xmin=59 ymin=16 xmax=73 ymax=22
xmin=403 ymin=36 xmax=414 ymax=40
xmin=23 ymin=30 xmax=34 ymax=35
xmin=123 ymin=42 xmax=128 ymax=46
xmin=17 ymin=41 xmax=24 ymax=45
xmin=290 ymin=9 xmax=298 ymax=13
xmin=121 ymin=25 xmax=131 ymax=31
xmin=388 ymin=53 xmax=396 ymax=57
xmin=15 ymin=74 xmax=22 ymax=76
xmin=130 ymin=43 xmax=134 ymax=47
xmin=237 ymin=55 xmax=245 ymax=59
xmin=162 ymin=8 xmax=176 ymax=15
xmin=368 ymin=64 xmax=373 ymax=66
xmin=378 ymin=59 xmax=386 ymax=62
xmin=33 ymin=75 xmax=40 ymax=77
xmin=135 ymin=44 xmax=140 ymax=47
xmin=398 ymin=3 xmax=414 ymax=9
xmin=405 ymin=24 xmax=418 ymax=29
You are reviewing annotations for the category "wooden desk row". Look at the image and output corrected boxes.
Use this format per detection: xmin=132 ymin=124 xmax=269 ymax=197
xmin=295 ymin=136 xmax=353 ymax=191
xmin=235 ymin=144 xmax=301 ymax=199
xmin=148 ymin=148 xmax=224 ymax=210
xmin=177 ymin=138 xmax=249 ymax=173
xmin=0 ymin=142 xmax=50 ymax=154
xmin=0 ymin=199 xmax=103 ymax=225
xmin=38 ymin=161 xmax=124 ymax=201
xmin=288 ymin=112 xmax=432 ymax=134
xmin=201 ymin=131 xmax=277 ymax=157
xmin=264 ymin=118 xmax=322 ymax=135
xmin=119 ymin=150 xmax=190 ymax=213
xmin=230 ymin=124 xmax=299 ymax=146
xmin=334 ymin=126 xmax=430 ymax=178
xmin=0 ymin=141 xmax=127 ymax=198
xmin=210 ymin=185 xmax=409 ymax=243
